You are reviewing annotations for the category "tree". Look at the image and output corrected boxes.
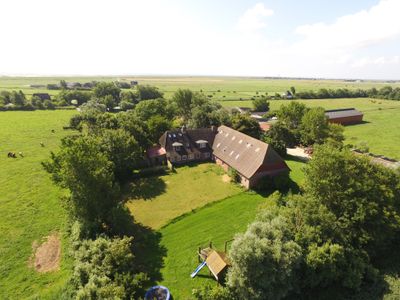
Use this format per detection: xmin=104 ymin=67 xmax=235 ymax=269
xmin=136 ymin=85 xmax=163 ymax=100
xmin=304 ymin=145 xmax=400 ymax=257
xmin=231 ymin=114 xmax=262 ymax=139
xmin=11 ymin=90 xmax=26 ymax=107
xmin=299 ymin=107 xmax=329 ymax=146
xmin=290 ymin=86 xmax=296 ymax=95
xmin=262 ymin=122 xmax=297 ymax=155
xmin=227 ymin=214 xmax=302 ymax=300
xmin=326 ymin=123 xmax=345 ymax=148
xmin=252 ymin=97 xmax=270 ymax=112
xmin=134 ymin=98 xmax=173 ymax=121
xmin=43 ymin=135 xmax=120 ymax=230
xmin=43 ymin=100 xmax=55 ymax=110
xmin=93 ymin=82 xmax=121 ymax=103
xmin=172 ymin=89 xmax=195 ymax=121
xmin=72 ymin=235 xmax=147 ymax=299
xmin=188 ymin=102 xmax=229 ymax=128
xmin=276 ymin=101 xmax=309 ymax=130
xmin=60 ymin=80 xmax=67 ymax=89
xmin=147 ymin=115 xmax=173 ymax=143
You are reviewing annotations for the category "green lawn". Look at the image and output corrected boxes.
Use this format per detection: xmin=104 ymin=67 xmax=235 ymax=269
xmin=126 ymin=163 xmax=243 ymax=229
xmin=0 ymin=110 xmax=76 ymax=299
xmin=156 ymin=158 xmax=306 ymax=299
xmin=158 ymin=192 xmax=266 ymax=299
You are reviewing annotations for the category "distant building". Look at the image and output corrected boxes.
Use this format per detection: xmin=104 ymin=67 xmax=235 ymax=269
xmin=66 ymin=82 xmax=81 ymax=89
xmin=130 ymin=81 xmax=139 ymax=86
xmin=32 ymin=93 xmax=51 ymax=101
xmin=325 ymin=108 xmax=363 ymax=125
xmin=148 ymin=125 xmax=289 ymax=189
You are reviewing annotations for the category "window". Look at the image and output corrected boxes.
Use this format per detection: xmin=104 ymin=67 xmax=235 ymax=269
xmin=255 ymin=147 xmax=260 ymax=152
xmin=189 ymin=154 xmax=194 ymax=160
xmin=195 ymin=153 xmax=201 ymax=159
xmin=186 ymin=143 xmax=190 ymax=148
xmin=174 ymin=146 xmax=181 ymax=151
xmin=235 ymin=154 xmax=240 ymax=160
xmin=176 ymin=156 xmax=181 ymax=161
xmin=239 ymin=139 xmax=243 ymax=144
xmin=229 ymin=151 xmax=234 ymax=156
xmin=199 ymin=143 xmax=206 ymax=149
xmin=216 ymin=143 xmax=221 ymax=148
xmin=182 ymin=155 xmax=187 ymax=160
xmin=204 ymin=152 xmax=210 ymax=158
xmin=231 ymin=136 xmax=236 ymax=141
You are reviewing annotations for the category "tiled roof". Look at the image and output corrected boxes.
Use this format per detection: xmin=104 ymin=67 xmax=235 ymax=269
xmin=325 ymin=108 xmax=363 ymax=119
xmin=212 ymin=125 xmax=288 ymax=178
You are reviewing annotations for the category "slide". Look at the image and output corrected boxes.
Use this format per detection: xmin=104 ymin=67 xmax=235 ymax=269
xmin=190 ymin=261 xmax=207 ymax=278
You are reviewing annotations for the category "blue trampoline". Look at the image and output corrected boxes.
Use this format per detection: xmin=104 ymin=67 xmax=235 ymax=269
xmin=144 ymin=285 xmax=171 ymax=300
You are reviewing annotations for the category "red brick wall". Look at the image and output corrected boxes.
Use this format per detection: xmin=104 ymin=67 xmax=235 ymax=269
xmin=328 ymin=115 xmax=363 ymax=125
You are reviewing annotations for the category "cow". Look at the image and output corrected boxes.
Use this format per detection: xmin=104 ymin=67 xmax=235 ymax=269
xmin=7 ymin=152 xmax=16 ymax=158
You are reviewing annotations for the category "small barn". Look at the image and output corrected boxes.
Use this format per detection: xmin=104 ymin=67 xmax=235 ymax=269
xmin=325 ymin=108 xmax=363 ymax=125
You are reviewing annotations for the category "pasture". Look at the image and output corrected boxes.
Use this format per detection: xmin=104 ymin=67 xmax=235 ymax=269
xmin=0 ymin=110 xmax=76 ymax=299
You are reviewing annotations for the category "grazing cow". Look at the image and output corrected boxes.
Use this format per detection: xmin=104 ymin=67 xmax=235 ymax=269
xmin=51 ymin=129 xmax=55 ymax=133
xmin=19 ymin=152 xmax=24 ymax=157
xmin=40 ymin=142 xmax=45 ymax=147
xmin=7 ymin=152 xmax=16 ymax=158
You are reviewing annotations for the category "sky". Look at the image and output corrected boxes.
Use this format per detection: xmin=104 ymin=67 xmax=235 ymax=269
xmin=0 ymin=0 xmax=399 ymax=79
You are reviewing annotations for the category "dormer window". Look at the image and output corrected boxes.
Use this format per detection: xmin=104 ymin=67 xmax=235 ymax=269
xmin=196 ymin=140 xmax=208 ymax=149
xmin=172 ymin=142 xmax=183 ymax=151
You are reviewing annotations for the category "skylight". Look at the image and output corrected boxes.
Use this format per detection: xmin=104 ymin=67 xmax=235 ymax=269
xmin=229 ymin=151 xmax=234 ymax=156
xmin=238 ymin=140 xmax=243 ymax=144
xmin=255 ymin=148 xmax=260 ymax=152
xmin=235 ymin=154 xmax=240 ymax=160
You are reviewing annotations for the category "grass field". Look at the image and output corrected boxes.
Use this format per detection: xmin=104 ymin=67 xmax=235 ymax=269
xmin=0 ymin=110 xmax=76 ymax=299
xmin=1 ymin=76 xmax=400 ymax=100
xmin=126 ymin=163 xmax=243 ymax=229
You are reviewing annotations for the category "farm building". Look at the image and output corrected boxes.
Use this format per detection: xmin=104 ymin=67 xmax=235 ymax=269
xmin=213 ymin=126 xmax=289 ymax=188
xmin=148 ymin=125 xmax=289 ymax=188
xmin=325 ymin=108 xmax=363 ymax=125
xmin=32 ymin=93 xmax=51 ymax=101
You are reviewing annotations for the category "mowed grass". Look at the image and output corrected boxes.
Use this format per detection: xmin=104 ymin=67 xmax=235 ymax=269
xmin=0 ymin=110 xmax=76 ymax=299
xmin=156 ymin=158 xmax=306 ymax=299
xmin=126 ymin=163 xmax=243 ymax=229
xmin=158 ymin=192 xmax=266 ymax=300
xmin=222 ymin=98 xmax=400 ymax=160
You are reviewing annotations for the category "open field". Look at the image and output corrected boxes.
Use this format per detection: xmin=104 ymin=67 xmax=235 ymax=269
xmin=126 ymin=163 xmax=243 ymax=229
xmin=1 ymin=76 xmax=400 ymax=100
xmin=0 ymin=110 xmax=76 ymax=299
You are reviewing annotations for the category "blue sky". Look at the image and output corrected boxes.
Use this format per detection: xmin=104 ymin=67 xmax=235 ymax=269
xmin=0 ymin=0 xmax=398 ymax=79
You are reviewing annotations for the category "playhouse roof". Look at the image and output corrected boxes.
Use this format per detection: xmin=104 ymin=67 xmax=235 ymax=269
xmin=206 ymin=250 xmax=230 ymax=280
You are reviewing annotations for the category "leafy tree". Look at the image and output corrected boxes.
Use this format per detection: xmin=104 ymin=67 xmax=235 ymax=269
xmin=304 ymin=145 xmax=400 ymax=257
xmin=252 ymin=97 xmax=270 ymax=112
xmin=136 ymin=84 xmax=163 ymax=100
xmin=262 ymin=122 xmax=297 ymax=155
xmin=231 ymin=113 xmax=262 ymax=139
xmin=93 ymin=82 xmax=121 ymax=102
xmin=43 ymin=99 xmax=55 ymax=110
xmin=43 ymin=134 xmax=120 ymax=229
xmin=11 ymin=90 xmax=26 ymax=107
xmin=117 ymin=111 xmax=151 ymax=150
xmin=147 ymin=115 xmax=172 ymax=143
xmin=80 ymin=100 xmax=107 ymax=114
xmin=71 ymin=235 xmax=147 ymax=299
xmin=120 ymin=90 xmax=138 ymax=105
xmin=60 ymin=80 xmax=67 ymax=89
xmin=276 ymin=101 xmax=309 ymax=130
xmin=227 ymin=214 xmax=302 ymax=300
xmin=56 ymin=90 xmax=92 ymax=106
xmin=188 ymin=101 xmax=229 ymax=128
xmin=172 ymin=89 xmax=195 ymax=121
xmin=299 ymin=107 xmax=329 ymax=146
xmin=134 ymin=98 xmax=173 ymax=121
xmin=0 ymin=91 xmax=11 ymax=105
xmin=326 ymin=123 xmax=345 ymax=148
xmin=290 ymin=86 xmax=296 ymax=95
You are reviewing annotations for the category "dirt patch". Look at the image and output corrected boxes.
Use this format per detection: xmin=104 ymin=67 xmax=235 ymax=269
xmin=222 ymin=174 xmax=231 ymax=183
xmin=29 ymin=233 xmax=61 ymax=273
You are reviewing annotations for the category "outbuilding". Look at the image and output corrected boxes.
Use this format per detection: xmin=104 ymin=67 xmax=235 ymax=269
xmin=325 ymin=108 xmax=363 ymax=125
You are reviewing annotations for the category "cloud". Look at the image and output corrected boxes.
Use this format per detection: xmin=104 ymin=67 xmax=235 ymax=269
xmin=352 ymin=56 xmax=400 ymax=68
xmin=294 ymin=0 xmax=400 ymax=53
xmin=237 ymin=3 xmax=274 ymax=33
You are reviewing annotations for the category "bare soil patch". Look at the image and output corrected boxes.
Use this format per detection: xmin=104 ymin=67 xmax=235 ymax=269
xmin=30 ymin=233 xmax=61 ymax=273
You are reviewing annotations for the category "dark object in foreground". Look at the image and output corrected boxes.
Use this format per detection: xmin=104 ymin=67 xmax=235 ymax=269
xmin=7 ymin=152 xmax=16 ymax=158
xmin=144 ymin=286 xmax=171 ymax=300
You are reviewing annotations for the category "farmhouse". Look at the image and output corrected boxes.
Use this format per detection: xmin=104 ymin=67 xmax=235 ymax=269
xmin=325 ymin=108 xmax=363 ymax=125
xmin=32 ymin=93 xmax=51 ymax=101
xmin=148 ymin=125 xmax=289 ymax=188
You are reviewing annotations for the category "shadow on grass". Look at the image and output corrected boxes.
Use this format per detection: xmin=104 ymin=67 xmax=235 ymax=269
xmin=110 ymin=206 xmax=167 ymax=286
xmin=123 ymin=176 xmax=167 ymax=201
xmin=343 ymin=120 xmax=371 ymax=127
